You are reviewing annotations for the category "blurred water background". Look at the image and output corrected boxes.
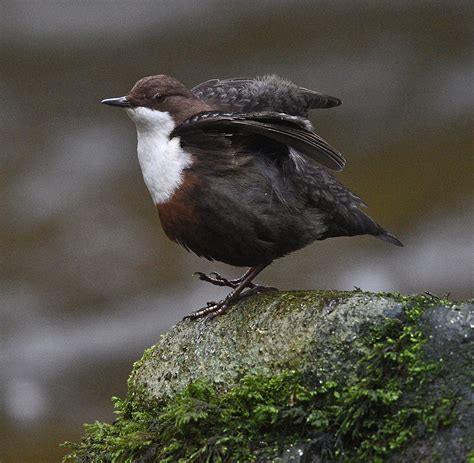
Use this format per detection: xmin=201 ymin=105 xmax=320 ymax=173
xmin=1 ymin=1 xmax=472 ymax=461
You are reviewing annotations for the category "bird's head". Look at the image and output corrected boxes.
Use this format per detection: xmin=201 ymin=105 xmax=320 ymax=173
xmin=102 ymin=75 xmax=209 ymax=129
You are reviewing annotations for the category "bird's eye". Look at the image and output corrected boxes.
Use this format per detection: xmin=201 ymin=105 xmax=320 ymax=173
xmin=153 ymin=93 xmax=166 ymax=103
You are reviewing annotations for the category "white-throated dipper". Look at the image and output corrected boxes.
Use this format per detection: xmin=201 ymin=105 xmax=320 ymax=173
xmin=102 ymin=74 xmax=402 ymax=319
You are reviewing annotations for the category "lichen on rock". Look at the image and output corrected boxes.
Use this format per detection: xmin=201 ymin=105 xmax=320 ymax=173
xmin=63 ymin=291 xmax=473 ymax=462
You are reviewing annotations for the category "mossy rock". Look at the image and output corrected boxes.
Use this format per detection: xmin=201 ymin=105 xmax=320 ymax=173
xmin=64 ymin=290 xmax=473 ymax=462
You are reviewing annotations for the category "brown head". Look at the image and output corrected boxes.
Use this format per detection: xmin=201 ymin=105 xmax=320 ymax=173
xmin=102 ymin=74 xmax=210 ymax=125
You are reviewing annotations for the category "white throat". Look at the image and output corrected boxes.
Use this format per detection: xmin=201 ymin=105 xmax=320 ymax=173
xmin=126 ymin=106 xmax=192 ymax=204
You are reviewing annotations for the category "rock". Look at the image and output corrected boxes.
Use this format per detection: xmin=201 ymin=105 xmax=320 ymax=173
xmin=63 ymin=291 xmax=473 ymax=462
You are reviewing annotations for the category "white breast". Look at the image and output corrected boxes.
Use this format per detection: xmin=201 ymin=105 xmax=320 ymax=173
xmin=126 ymin=107 xmax=192 ymax=204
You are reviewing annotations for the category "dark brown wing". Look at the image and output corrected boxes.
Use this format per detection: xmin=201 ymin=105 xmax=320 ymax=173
xmin=172 ymin=111 xmax=346 ymax=171
xmin=191 ymin=75 xmax=342 ymax=116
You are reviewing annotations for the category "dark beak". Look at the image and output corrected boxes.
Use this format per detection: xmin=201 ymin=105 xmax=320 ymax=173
xmin=101 ymin=96 xmax=131 ymax=108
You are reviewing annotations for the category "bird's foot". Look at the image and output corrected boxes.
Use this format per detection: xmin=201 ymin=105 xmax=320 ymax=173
xmin=193 ymin=271 xmax=255 ymax=289
xmin=184 ymin=285 xmax=278 ymax=320
xmin=184 ymin=298 xmax=231 ymax=320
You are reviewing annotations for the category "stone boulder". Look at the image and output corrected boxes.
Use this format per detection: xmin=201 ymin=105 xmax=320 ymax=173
xmin=64 ymin=290 xmax=473 ymax=462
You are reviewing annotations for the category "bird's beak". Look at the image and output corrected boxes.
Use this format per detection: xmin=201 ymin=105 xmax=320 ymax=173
xmin=101 ymin=96 xmax=131 ymax=108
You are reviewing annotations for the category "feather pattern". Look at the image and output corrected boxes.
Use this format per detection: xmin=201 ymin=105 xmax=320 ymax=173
xmin=192 ymin=74 xmax=342 ymax=116
xmin=172 ymin=110 xmax=346 ymax=171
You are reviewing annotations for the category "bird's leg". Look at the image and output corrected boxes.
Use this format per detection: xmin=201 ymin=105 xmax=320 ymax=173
xmin=185 ymin=263 xmax=274 ymax=320
xmin=193 ymin=268 xmax=255 ymax=289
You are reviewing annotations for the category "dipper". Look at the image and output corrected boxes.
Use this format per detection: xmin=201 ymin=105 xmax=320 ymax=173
xmin=102 ymin=74 xmax=402 ymax=318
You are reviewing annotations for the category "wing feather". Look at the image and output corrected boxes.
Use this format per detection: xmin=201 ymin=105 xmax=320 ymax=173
xmin=173 ymin=111 xmax=346 ymax=171
xmin=192 ymin=75 xmax=342 ymax=115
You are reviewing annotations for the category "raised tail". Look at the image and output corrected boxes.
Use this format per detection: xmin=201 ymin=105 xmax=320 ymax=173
xmin=376 ymin=228 xmax=404 ymax=247
xmin=322 ymin=204 xmax=404 ymax=247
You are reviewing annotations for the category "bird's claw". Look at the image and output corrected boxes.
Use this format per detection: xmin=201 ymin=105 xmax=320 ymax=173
xmin=193 ymin=271 xmax=212 ymax=281
xmin=184 ymin=285 xmax=278 ymax=320
xmin=184 ymin=300 xmax=229 ymax=320
xmin=193 ymin=270 xmax=242 ymax=288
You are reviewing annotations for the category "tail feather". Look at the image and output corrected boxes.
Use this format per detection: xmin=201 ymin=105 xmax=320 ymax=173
xmin=354 ymin=207 xmax=404 ymax=247
xmin=323 ymin=207 xmax=403 ymax=247
xmin=307 ymin=91 xmax=342 ymax=109
xmin=376 ymin=229 xmax=404 ymax=247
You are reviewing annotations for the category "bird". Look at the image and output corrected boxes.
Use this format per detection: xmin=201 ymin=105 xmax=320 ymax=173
xmin=102 ymin=74 xmax=402 ymax=319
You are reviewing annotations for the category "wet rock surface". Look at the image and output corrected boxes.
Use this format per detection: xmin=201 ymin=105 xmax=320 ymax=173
xmin=67 ymin=291 xmax=473 ymax=462
xmin=388 ymin=303 xmax=473 ymax=463
xmin=131 ymin=291 xmax=404 ymax=400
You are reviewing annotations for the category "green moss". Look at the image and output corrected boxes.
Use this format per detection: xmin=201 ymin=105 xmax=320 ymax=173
xmin=128 ymin=290 xmax=364 ymax=403
xmin=63 ymin=294 xmax=459 ymax=462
